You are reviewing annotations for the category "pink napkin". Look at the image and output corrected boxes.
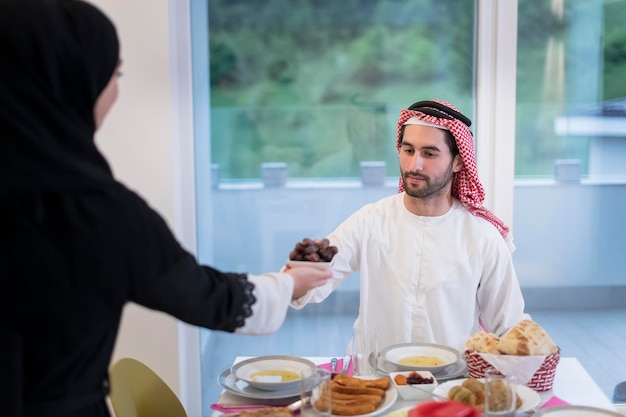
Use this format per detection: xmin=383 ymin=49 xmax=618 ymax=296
xmin=318 ymin=357 xmax=353 ymax=376
xmin=211 ymin=403 xmax=291 ymax=414
xmin=540 ymin=396 xmax=570 ymax=409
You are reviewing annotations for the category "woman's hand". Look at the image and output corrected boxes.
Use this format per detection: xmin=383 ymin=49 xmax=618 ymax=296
xmin=284 ymin=265 xmax=332 ymax=299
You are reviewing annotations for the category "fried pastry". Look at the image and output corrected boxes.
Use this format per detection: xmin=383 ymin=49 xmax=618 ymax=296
xmin=323 ymin=373 xmax=388 ymax=416
xmin=333 ymin=373 xmax=391 ymax=390
xmin=461 ymin=378 xmax=485 ymax=403
xmin=447 ymin=385 xmax=477 ymax=406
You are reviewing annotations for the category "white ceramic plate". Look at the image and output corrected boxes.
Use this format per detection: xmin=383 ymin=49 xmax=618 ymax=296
xmin=531 ymin=405 xmax=624 ymax=417
xmin=231 ymin=355 xmax=317 ymax=391
xmin=330 ymin=377 xmax=398 ymax=417
xmin=218 ymin=370 xmax=398 ymax=415
xmin=432 ymin=378 xmax=541 ymax=413
xmin=382 ymin=343 xmax=461 ymax=372
xmin=218 ymin=367 xmax=322 ymax=400
xmin=372 ymin=354 xmax=468 ymax=381
xmin=286 ymin=260 xmax=333 ymax=270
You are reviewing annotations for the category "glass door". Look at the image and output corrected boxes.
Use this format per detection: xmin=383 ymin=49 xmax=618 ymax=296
xmin=191 ymin=1 xmax=478 ymax=413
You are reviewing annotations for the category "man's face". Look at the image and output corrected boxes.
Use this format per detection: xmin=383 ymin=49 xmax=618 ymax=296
xmin=399 ymin=124 xmax=462 ymax=200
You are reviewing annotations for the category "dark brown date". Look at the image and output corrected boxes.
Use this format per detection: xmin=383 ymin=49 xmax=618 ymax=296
xmin=289 ymin=238 xmax=338 ymax=262
xmin=406 ymin=371 xmax=434 ymax=385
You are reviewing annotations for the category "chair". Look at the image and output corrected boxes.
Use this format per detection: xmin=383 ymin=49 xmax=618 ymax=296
xmin=108 ymin=358 xmax=187 ymax=417
xmin=615 ymin=381 xmax=626 ymax=403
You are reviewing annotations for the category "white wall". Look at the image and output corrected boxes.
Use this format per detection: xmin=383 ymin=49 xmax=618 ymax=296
xmin=88 ymin=0 xmax=182 ymax=397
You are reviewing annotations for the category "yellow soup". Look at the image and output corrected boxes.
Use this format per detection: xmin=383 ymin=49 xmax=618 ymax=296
xmin=398 ymin=356 xmax=445 ymax=367
xmin=250 ymin=370 xmax=300 ymax=382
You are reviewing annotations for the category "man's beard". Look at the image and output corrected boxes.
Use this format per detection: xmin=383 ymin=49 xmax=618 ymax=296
xmin=402 ymin=159 xmax=455 ymax=199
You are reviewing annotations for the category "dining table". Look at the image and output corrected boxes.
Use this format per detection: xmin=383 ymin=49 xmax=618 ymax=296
xmin=212 ymin=355 xmax=619 ymax=416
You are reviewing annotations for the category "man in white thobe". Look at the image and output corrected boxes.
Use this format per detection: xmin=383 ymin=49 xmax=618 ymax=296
xmin=291 ymin=100 xmax=529 ymax=353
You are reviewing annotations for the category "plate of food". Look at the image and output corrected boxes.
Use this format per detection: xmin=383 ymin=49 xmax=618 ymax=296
xmin=327 ymin=373 xmax=398 ymax=417
xmin=381 ymin=343 xmax=461 ymax=373
xmin=389 ymin=371 xmax=438 ymax=401
xmin=431 ymin=377 xmax=541 ymax=413
xmin=218 ymin=368 xmax=299 ymax=400
xmin=231 ymin=356 xmax=317 ymax=391
xmin=218 ymin=367 xmax=323 ymax=400
xmin=372 ymin=354 xmax=467 ymax=381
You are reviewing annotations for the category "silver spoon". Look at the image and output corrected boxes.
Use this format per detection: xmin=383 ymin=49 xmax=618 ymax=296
xmin=330 ymin=357 xmax=338 ymax=378
xmin=341 ymin=355 xmax=351 ymax=374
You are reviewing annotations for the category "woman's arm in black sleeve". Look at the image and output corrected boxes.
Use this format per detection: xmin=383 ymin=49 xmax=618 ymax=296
xmin=118 ymin=187 xmax=293 ymax=333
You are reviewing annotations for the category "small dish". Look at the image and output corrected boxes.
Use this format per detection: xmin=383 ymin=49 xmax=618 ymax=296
xmin=382 ymin=343 xmax=460 ymax=372
xmin=390 ymin=371 xmax=438 ymax=401
xmin=231 ymin=355 xmax=317 ymax=391
xmin=285 ymin=260 xmax=333 ymax=270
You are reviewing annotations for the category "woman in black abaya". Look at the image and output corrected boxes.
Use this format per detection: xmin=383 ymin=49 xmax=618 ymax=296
xmin=0 ymin=1 xmax=331 ymax=416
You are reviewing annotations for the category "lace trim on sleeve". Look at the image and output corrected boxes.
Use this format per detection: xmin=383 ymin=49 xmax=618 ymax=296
xmin=234 ymin=274 xmax=256 ymax=328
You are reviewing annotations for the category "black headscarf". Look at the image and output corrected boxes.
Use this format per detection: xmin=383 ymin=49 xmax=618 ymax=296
xmin=0 ymin=0 xmax=120 ymax=194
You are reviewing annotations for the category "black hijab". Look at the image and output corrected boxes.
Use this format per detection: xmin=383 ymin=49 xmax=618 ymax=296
xmin=0 ymin=0 xmax=120 ymax=194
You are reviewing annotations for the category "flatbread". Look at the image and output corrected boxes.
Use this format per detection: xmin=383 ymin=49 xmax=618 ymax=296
xmin=464 ymin=331 xmax=501 ymax=354
xmin=497 ymin=320 xmax=558 ymax=356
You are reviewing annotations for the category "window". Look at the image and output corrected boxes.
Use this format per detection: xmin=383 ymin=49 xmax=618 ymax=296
xmin=206 ymin=0 xmax=476 ymax=182
xmin=175 ymin=0 xmax=626 ymax=414
xmin=513 ymin=0 xmax=626 ymax=292
xmin=512 ymin=0 xmax=626 ymax=398
xmin=191 ymin=1 xmax=479 ymax=413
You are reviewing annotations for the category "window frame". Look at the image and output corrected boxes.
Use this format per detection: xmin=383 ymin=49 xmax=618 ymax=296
xmin=475 ymin=0 xmax=518 ymax=228
xmin=169 ymin=0 xmax=206 ymax=416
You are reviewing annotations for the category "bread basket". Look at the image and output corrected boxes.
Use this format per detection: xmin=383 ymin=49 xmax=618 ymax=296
xmin=464 ymin=347 xmax=561 ymax=392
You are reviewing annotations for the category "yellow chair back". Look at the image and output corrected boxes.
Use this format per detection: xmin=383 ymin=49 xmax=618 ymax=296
xmin=109 ymin=358 xmax=187 ymax=417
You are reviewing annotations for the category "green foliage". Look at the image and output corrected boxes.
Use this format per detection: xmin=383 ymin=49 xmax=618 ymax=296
xmin=208 ymin=0 xmax=475 ymax=180
xmin=602 ymin=1 xmax=626 ymax=99
xmin=207 ymin=0 xmax=625 ymax=180
xmin=515 ymin=0 xmax=626 ymax=177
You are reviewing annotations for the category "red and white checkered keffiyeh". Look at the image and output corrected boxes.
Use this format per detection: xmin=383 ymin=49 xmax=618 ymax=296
xmin=395 ymin=99 xmax=514 ymax=251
